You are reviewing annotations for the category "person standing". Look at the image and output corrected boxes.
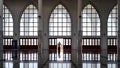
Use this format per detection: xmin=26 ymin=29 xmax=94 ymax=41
xmin=58 ymin=42 xmax=61 ymax=58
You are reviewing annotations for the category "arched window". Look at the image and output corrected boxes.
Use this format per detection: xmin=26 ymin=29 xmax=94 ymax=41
xmin=20 ymin=4 xmax=38 ymax=36
xmin=107 ymin=5 xmax=118 ymax=65
xmin=3 ymin=5 xmax=13 ymax=36
xmin=49 ymin=4 xmax=71 ymax=36
xmin=107 ymin=5 xmax=118 ymax=36
xmin=82 ymin=4 xmax=100 ymax=36
xmin=49 ymin=4 xmax=72 ymax=62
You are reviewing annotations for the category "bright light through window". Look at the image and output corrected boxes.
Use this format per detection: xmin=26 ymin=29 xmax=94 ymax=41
xmin=107 ymin=5 xmax=118 ymax=36
xmin=20 ymin=5 xmax=38 ymax=36
xmin=49 ymin=4 xmax=71 ymax=36
xmin=3 ymin=5 xmax=13 ymax=36
xmin=82 ymin=4 xmax=100 ymax=36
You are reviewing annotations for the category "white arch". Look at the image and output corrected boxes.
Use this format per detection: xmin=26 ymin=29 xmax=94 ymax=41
xmin=49 ymin=4 xmax=71 ymax=36
xmin=82 ymin=4 xmax=100 ymax=36
xmin=107 ymin=5 xmax=118 ymax=36
xmin=3 ymin=5 xmax=13 ymax=36
xmin=20 ymin=4 xmax=38 ymax=36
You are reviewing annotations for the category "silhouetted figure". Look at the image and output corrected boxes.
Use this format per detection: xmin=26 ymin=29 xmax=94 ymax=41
xmin=58 ymin=42 xmax=61 ymax=58
xmin=12 ymin=40 xmax=17 ymax=60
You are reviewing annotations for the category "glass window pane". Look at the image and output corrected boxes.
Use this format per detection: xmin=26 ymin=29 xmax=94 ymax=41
xmin=82 ymin=4 xmax=100 ymax=36
xmin=49 ymin=4 xmax=71 ymax=36
xmin=107 ymin=5 xmax=118 ymax=36
xmin=20 ymin=4 xmax=38 ymax=36
xmin=3 ymin=5 xmax=13 ymax=36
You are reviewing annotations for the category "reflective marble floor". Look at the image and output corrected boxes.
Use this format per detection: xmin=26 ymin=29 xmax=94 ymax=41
xmin=2 ymin=50 xmax=117 ymax=68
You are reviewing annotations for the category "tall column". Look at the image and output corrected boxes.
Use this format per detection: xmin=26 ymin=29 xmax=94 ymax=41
xmin=38 ymin=0 xmax=44 ymax=68
xmin=100 ymin=12 xmax=108 ymax=68
xmin=77 ymin=0 xmax=82 ymax=68
xmin=118 ymin=0 xmax=120 ymax=67
xmin=13 ymin=11 xmax=20 ymax=68
xmin=0 ymin=0 xmax=3 ymax=68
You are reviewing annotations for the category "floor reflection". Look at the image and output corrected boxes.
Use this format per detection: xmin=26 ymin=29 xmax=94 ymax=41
xmin=20 ymin=62 xmax=38 ymax=68
xmin=3 ymin=62 xmax=13 ymax=68
xmin=49 ymin=49 xmax=71 ymax=61
xmin=108 ymin=63 xmax=117 ymax=68
xmin=83 ymin=62 xmax=100 ymax=68
xmin=3 ymin=50 xmax=118 ymax=68
xmin=49 ymin=61 xmax=71 ymax=68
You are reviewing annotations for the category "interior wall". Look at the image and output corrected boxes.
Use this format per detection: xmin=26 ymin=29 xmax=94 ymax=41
xmin=3 ymin=0 xmax=118 ymax=50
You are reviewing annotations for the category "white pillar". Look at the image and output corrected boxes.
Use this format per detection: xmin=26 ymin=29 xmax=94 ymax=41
xmin=0 ymin=0 xmax=3 ymax=68
xmin=77 ymin=0 xmax=82 ymax=68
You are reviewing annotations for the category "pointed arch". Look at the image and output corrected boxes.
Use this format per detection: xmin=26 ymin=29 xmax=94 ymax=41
xmin=107 ymin=5 xmax=118 ymax=36
xmin=82 ymin=4 xmax=100 ymax=36
xmin=20 ymin=4 xmax=38 ymax=36
xmin=49 ymin=4 xmax=71 ymax=36
xmin=3 ymin=5 xmax=13 ymax=36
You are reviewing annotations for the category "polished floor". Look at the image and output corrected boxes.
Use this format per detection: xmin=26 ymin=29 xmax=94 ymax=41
xmin=3 ymin=49 xmax=117 ymax=68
